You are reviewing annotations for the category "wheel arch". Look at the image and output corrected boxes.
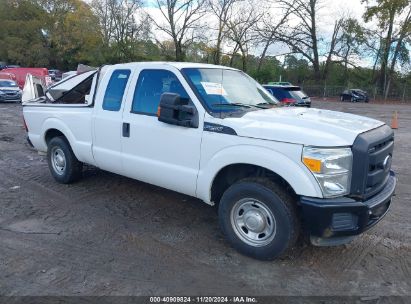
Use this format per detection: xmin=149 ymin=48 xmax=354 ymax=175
xmin=196 ymin=145 xmax=322 ymax=205
xmin=210 ymin=163 xmax=297 ymax=206
xmin=41 ymin=118 xmax=80 ymax=160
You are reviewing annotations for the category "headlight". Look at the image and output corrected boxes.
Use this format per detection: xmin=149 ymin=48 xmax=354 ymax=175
xmin=0 ymin=90 xmax=6 ymax=95
xmin=302 ymin=147 xmax=352 ymax=198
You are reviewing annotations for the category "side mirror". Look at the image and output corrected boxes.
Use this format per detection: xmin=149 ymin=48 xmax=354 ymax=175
xmin=157 ymin=93 xmax=198 ymax=128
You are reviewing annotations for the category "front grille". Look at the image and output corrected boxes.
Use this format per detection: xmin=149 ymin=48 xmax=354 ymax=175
xmin=351 ymin=125 xmax=394 ymax=200
xmin=4 ymin=91 xmax=19 ymax=96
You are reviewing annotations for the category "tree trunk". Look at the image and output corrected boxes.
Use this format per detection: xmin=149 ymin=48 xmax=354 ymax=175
xmin=175 ymin=39 xmax=184 ymax=61
xmin=257 ymin=38 xmax=271 ymax=72
xmin=322 ymin=19 xmax=342 ymax=80
xmin=214 ymin=20 xmax=224 ymax=64
xmin=385 ymin=7 xmax=411 ymax=98
xmin=229 ymin=43 xmax=239 ymax=67
xmin=310 ymin=1 xmax=320 ymax=81
xmin=380 ymin=8 xmax=395 ymax=96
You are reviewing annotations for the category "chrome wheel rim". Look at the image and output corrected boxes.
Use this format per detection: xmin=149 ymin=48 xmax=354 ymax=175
xmin=230 ymin=198 xmax=276 ymax=247
xmin=51 ymin=147 xmax=66 ymax=175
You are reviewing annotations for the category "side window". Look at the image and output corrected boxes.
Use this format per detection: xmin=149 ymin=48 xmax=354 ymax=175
xmin=131 ymin=69 xmax=189 ymax=115
xmin=102 ymin=69 xmax=131 ymax=111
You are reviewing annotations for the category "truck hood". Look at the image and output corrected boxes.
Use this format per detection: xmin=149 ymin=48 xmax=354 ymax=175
xmin=220 ymin=107 xmax=385 ymax=146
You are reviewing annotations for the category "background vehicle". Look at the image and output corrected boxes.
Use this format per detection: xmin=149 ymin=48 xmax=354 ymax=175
xmin=267 ymin=81 xmax=292 ymax=86
xmin=23 ymin=62 xmax=395 ymax=260
xmin=1 ymin=67 xmax=50 ymax=89
xmin=62 ymin=71 xmax=77 ymax=79
xmin=340 ymin=89 xmax=369 ymax=102
xmin=263 ymin=85 xmax=311 ymax=107
xmin=0 ymin=80 xmax=22 ymax=102
xmin=48 ymin=69 xmax=63 ymax=82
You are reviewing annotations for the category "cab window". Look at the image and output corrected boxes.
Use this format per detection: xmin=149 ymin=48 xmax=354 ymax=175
xmin=131 ymin=69 xmax=189 ymax=115
xmin=102 ymin=69 xmax=131 ymax=111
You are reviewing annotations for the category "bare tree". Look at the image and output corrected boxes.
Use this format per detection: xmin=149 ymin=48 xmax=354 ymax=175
xmin=149 ymin=0 xmax=207 ymax=61
xmin=91 ymin=0 xmax=115 ymax=45
xmin=322 ymin=17 xmax=344 ymax=80
xmin=385 ymin=5 xmax=411 ymax=98
xmin=254 ymin=2 xmax=294 ymax=72
xmin=91 ymin=0 xmax=149 ymax=59
xmin=225 ymin=1 xmax=261 ymax=71
xmin=277 ymin=0 xmax=322 ymax=80
xmin=208 ymin=0 xmax=241 ymax=64
xmin=363 ymin=0 xmax=411 ymax=95
xmin=333 ymin=18 xmax=367 ymax=82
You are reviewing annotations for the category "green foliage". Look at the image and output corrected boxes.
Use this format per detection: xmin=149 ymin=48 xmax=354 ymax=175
xmin=0 ymin=0 xmax=409 ymax=96
xmin=249 ymin=56 xmax=282 ymax=83
xmin=0 ymin=0 xmax=50 ymax=67
xmin=46 ymin=0 xmax=104 ymax=69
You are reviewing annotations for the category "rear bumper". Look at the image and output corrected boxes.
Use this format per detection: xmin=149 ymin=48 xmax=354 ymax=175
xmin=300 ymin=171 xmax=396 ymax=245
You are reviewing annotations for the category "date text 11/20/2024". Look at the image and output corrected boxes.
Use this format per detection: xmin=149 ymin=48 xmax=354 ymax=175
xmin=149 ymin=296 xmax=257 ymax=303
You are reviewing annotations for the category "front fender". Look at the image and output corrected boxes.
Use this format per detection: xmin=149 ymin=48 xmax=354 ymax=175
xmin=196 ymin=144 xmax=322 ymax=204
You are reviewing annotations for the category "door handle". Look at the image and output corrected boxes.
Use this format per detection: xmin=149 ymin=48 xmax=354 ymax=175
xmin=122 ymin=122 xmax=130 ymax=137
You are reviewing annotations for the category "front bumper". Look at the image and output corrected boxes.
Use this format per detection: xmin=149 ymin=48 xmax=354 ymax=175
xmin=300 ymin=171 xmax=396 ymax=246
xmin=0 ymin=95 xmax=21 ymax=102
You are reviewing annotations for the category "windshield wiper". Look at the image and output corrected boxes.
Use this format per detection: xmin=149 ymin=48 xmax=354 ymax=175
xmin=211 ymin=103 xmax=253 ymax=109
xmin=256 ymin=102 xmax=277 ymax=108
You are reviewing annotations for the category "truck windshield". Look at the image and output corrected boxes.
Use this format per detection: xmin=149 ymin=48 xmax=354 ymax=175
xmin=182 ymin=68 xmax=278 ymax=115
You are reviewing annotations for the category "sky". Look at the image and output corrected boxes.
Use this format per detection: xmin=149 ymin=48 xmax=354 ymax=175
xmin=145 ymin=0 xmax=372 ymax=66
xmin=88 ymin=0 xmax=379 ymax=67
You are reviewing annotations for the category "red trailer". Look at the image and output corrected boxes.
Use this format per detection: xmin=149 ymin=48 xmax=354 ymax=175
xmin=0 ymin=71 xmax=17 ymax=82
xmin=1 ymin=67 xmax=51 ymax=89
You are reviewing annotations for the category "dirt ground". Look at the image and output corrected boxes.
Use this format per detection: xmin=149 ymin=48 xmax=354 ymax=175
xmin=0 ymin=100 xmax=410 ymax=297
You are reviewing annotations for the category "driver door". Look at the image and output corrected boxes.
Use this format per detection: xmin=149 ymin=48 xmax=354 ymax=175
xmin=121 ymin=67 xmax=203 ymax=196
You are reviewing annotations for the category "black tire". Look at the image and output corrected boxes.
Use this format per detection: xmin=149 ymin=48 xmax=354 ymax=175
xmin=47 ymin=136 xmax=83 ymax=184
xmin=218 ymin=178 xmax=300 ymax=260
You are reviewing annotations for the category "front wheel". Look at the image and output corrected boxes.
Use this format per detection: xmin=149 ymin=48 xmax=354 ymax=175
xmin=218 ymin=178 xmax=300 ymax=260
xmin=47 ymin=136 xmax=83 ymax=184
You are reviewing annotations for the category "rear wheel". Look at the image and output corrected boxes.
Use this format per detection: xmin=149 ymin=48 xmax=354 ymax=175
xmin=47 ymin=136 xmax=83 ymax=184
xmin=218 ymin=178 xmax=300 ymax=260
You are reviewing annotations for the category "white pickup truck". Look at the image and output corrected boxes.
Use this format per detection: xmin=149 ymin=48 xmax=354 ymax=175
xmin=23 ymin=62 xmax=396 ymax=260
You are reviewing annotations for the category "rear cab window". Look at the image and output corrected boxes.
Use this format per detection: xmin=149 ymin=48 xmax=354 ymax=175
xmin=286 ymin=87 xmax=308 ymax=100
xmin=102 ymin=69 xmax=131 ymax=111
xmin=268 ymin=87 xmax=290 ymax=100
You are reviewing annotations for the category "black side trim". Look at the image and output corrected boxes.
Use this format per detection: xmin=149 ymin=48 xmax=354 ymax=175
xmin=26 ymin=136 xmax=34 ymax=148
xmin=91 ymin=66 xmax=104 ymax=106
xmin=203 ymin=122 xmax=237 ymax=135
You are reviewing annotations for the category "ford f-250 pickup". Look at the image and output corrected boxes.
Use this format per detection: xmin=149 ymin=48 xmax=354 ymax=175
xmin=22 ymin=62 xmax=396 ymax=260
